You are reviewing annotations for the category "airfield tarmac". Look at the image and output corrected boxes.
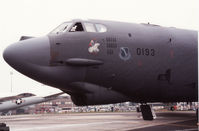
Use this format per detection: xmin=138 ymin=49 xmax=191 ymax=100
xmin=0 ymin=111 xmax=198 ymax=131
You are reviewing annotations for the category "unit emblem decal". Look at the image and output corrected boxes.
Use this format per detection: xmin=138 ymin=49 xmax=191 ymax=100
xmin=119 ymin=47 xmax=131 ymax=61
xmin=88 ymin=40 xmax=100 ymax=54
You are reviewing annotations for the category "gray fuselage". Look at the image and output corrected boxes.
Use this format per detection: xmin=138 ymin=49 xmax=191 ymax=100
xmin=3 ymin=19 xmax=198 ymax=106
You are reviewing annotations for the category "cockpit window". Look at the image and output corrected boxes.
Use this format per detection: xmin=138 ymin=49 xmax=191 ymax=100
xmin=84 ymin=23 xmax=96 ymax=32
xmin=95 ymin=24 xmax=107 ymax=32
xmin=50 ymin=22 xmax=72 ymax=34
xmin=69 ymin=22 xmax=84 ymax=32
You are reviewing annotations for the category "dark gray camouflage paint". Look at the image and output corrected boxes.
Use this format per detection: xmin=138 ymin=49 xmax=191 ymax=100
xmin=3 ymin=19 xmax=198 ymax=106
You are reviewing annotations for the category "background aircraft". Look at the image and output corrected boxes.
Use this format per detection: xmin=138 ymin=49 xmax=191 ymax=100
xmin=0 ymin=92 xmax=64 ymax=113
xmin=3 ymin=19 xmax=198 ymax=120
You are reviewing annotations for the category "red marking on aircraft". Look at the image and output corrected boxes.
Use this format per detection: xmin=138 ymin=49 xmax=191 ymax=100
xmin=170 ymin=50 xmax=174 ymax=58
xmin=138 ymin=61 xmax=142 ymax=66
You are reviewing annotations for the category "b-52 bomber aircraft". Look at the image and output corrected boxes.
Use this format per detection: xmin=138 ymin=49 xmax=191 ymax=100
xmin=3 ymin=19 xmax=198 ymax=120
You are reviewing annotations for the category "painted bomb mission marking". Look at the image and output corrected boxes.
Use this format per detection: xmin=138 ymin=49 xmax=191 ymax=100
xmin=106 ymin=37 xmax=117 ymax=55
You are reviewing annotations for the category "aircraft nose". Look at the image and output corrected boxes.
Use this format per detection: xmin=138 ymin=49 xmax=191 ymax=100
xmin=3 ymin=44 xmax=15 ymax=64
xmin=3 ymin=36 xmax=50 ymax=70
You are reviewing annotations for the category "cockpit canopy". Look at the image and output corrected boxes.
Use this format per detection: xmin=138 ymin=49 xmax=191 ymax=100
xmin=51 ymin=22 xmax=73 ymax=34
xmin=50 ymin=21 xmax=107 ymax=34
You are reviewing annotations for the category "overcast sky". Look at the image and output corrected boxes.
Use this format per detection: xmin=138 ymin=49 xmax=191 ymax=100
xmin=0 ymin=0 xmax=198 ymax=96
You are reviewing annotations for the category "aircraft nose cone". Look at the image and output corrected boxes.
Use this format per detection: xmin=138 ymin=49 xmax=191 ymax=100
xmin=3 ymin=36 xmax=50 ymax=71
xmin=3 ymin=42 xmax=22 ymax=68
xmin=3 ymin=44 xmax=14 ymax=65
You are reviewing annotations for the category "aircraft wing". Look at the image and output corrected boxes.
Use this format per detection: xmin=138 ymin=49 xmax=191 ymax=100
xmin=44 ymin=92 xmax=65 ymax=99
xmin=0 ymin=93 xmax=35 ymax=103
xmin=0 ymin=92 xmax=64 ymax=112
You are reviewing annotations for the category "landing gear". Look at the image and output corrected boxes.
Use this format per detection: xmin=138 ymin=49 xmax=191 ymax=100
xmin=196 ymin=108 xmax=198 ymax=121
xmin=140 ymin=104 xmax=156 ymax=120
xmin=170 ymin=106 xmax=175 ymax=111
xmin=0 ymin=123 xmax=9 ymax=131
